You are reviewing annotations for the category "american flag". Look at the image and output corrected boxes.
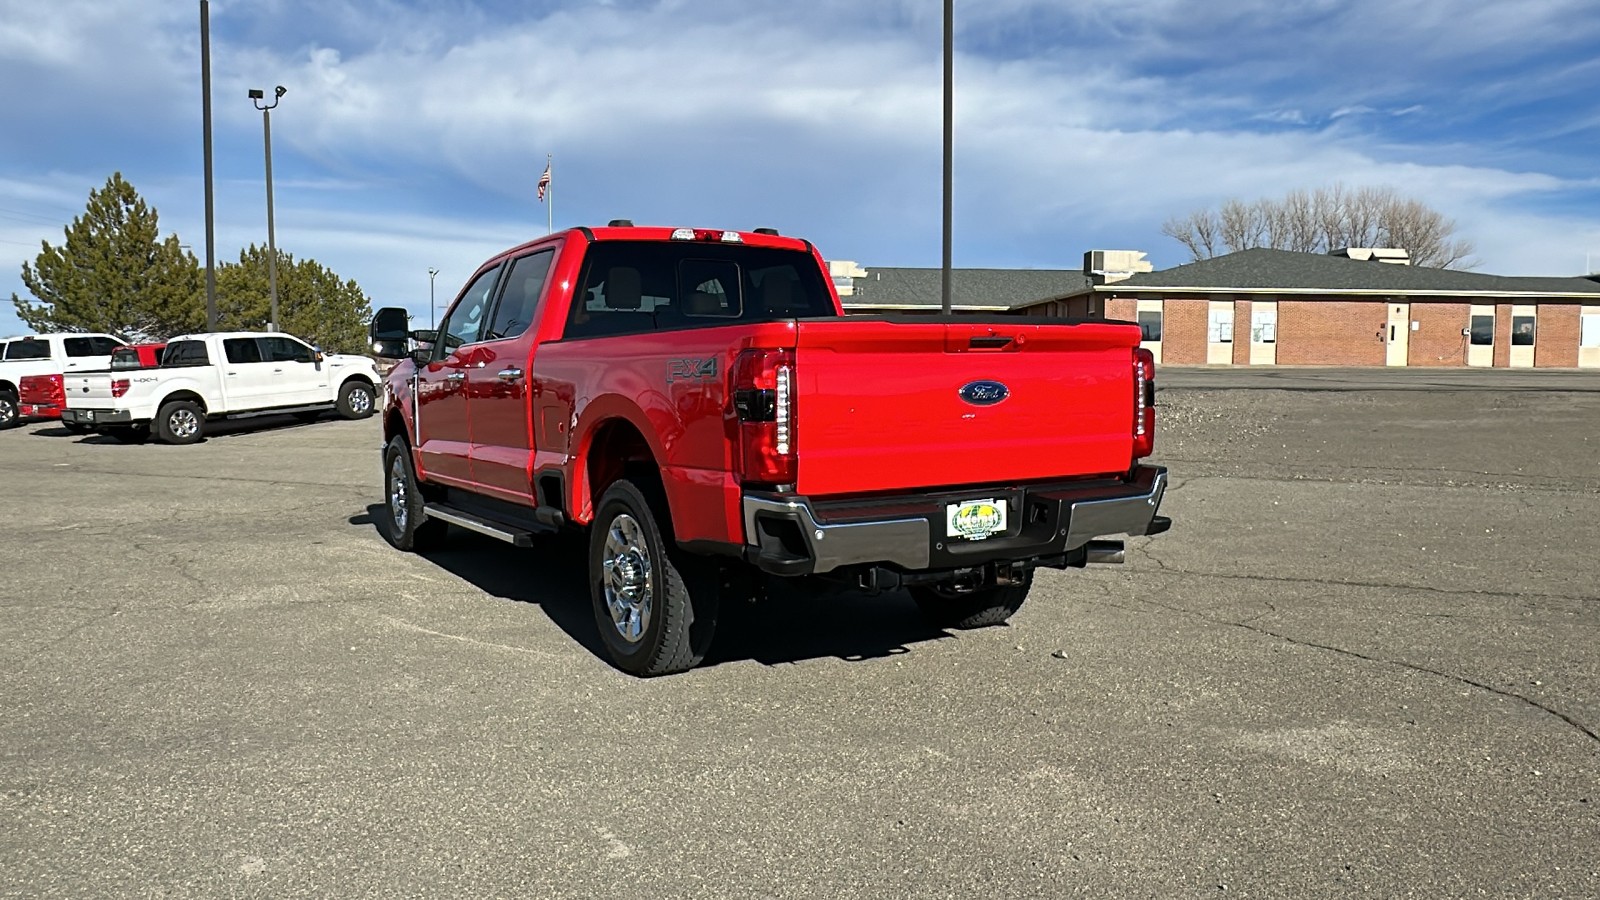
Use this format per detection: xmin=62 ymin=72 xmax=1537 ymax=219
xmin=537 ymin=163 xmax=551 ymax=202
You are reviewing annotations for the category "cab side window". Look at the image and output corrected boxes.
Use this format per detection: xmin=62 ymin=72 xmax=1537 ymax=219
xmin=164 ymin=341 xmax=211 ymax=367
xmin=6 ymin=340 xmax=49 ymax=360
xmin=437 ymin=265 xmax=502 ymax=355
xmin=264 ymin=337 xmax=315 ymax=363
xmin=484 ymin=250 xmax=555 ymax=341
xmin=223 ymin=338 xmax=264 ymax=364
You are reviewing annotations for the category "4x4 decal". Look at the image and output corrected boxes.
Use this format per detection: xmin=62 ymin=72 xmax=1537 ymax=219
xmin=667 ymin=357 xmax=718 ymax=384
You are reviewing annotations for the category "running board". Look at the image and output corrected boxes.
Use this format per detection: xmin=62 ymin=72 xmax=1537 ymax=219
xmin=422 ymin=503 xmax=542 ymax=547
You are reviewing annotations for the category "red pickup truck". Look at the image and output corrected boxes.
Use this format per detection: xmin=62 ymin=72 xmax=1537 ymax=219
xmin=369 ymin=223 xmax=1169 ymax=675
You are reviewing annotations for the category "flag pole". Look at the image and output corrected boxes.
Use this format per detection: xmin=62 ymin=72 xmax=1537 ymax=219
xmin=546 ymin=153 xmax=553 ymax=234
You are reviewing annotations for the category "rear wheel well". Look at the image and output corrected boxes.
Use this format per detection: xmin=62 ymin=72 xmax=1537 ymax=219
xmin=585 ymin=419 xmax=659 ymax=520
xmin=158 ymin=391 xmax=207 ymax=415
xmin=0 ymin=379 xmax=16 ymax=396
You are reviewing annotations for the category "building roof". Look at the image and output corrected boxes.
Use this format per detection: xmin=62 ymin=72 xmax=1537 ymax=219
xmin=843 ymin=267 xmax=1094 ymax=311
xmin=1111 ymin=248 xmax=1600 ymax=298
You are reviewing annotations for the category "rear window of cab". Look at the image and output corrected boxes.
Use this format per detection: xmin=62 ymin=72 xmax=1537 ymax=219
xmin=563 ymin=241 xmax=837 ymax=340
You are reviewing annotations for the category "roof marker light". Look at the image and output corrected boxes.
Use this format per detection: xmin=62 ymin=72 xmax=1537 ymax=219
xmin=670 ymin=228 xmax=695 ymax=241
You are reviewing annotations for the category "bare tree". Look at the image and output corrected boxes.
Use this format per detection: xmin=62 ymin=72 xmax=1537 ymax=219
xmin=1163 ymin=184 xmax=1477 ymax=269
xmin=1160 ymin=210 xmax=1221 ymax=261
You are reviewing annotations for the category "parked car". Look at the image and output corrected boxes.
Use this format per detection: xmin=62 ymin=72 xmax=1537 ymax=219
xmin=17 ymin=344 xmax=169 ymax=437
xmin=17 ymin=373 xmax=91 ymax=433
xmin=0 ymin=333 xmax=127 ymax=429
xmin=109 ymin=343 xmax=168 ymax=371
xmin=62 ymin=332 xmax=381 ymax=444
xmin=368 ymin=222 xmax=1170 ymax=675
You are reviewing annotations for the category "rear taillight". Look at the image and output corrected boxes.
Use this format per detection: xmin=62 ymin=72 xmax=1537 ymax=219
xmin=45 ymin=374 xmax=64 ymax=404
xmin=1132 ymin=347 xmax=1156 ymax=459
xmin=111 ymin=378 xmax=131 ymax=398
xmin=731 ymin=348 xmax=796 ymax=486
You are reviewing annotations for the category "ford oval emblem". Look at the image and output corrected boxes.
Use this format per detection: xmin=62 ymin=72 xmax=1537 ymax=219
xmin=959 ymin=380 xmax=1009 ymax=406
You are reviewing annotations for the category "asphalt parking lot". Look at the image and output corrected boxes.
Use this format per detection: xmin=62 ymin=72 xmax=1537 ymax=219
xmin=3 ymin=372 xmax=1598 ymax=898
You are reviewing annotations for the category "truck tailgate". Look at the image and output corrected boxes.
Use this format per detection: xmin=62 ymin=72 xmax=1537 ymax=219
xmin=63 ymin=371 xmax=116 ymax=407
xmin=793 ymin=319 xmax=1139 ymax=497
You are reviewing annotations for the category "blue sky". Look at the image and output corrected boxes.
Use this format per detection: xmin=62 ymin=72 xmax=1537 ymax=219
xmin=3 ymin=0 xmax=1599 ymax=335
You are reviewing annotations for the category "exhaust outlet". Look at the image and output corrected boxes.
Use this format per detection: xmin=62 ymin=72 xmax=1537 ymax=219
xmin=1085 ymin=540 xmax=1125 ymax=564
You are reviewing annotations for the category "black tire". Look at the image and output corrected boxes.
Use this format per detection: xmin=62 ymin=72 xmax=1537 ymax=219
xmin=105 ymin=425 xmax=152 ymax=444
xmin=337 ymin=381 xmax=376 ymax=420
xmin=911 ymin=569 xmax=1034 ymax=629
xmin=588 ymin=478 xmax=719 ymax=676
xmin=0 ymin=390 xmax=18 ymax=430
xmin=62 ymin=421 xmax=94 ymax=436
xmin=155 ymin=399 xmax=205 ymax=445
xmin=381 ymin=436 xmax=447 ymax=552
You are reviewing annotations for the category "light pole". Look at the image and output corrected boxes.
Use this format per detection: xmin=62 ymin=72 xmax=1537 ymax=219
xmin=200 ymin=0 xmax=218 ymax=331
xmin=429 ymin=267 xmax=440 ymax=330
xmin=249 ymin=85 xmax=286 ymax=331
xmin=940 ymin=0 xmax=953 ymax=314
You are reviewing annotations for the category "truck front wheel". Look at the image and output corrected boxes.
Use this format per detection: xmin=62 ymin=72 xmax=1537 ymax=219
xmin=589 ymin=479 xmax=718 ymax=677
xmin=911 ymin=570 xmax=1034 ymax=629
xmin=381 ymin=436 xmax=446 ymax=552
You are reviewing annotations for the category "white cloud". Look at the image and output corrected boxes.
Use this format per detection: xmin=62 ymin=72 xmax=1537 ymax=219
xmin=4 ymin=0 xmax=1600 ymax=337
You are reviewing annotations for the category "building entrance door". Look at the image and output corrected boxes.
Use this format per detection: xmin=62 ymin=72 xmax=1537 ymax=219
xmin=1386 ymin=303 xmax=1410 ymax=366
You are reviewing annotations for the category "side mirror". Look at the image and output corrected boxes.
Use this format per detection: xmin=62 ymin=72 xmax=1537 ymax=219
xmin=370 ymin=306 xmax=412 ymax=359
xmin=410 ymin=346 xmax=433 ymax=365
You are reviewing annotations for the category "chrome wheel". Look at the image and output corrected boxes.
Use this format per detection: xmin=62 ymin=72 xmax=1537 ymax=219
xmin=0 ymin=394 xmax=16 ymax=428
xmin=347 ymin=386 xmax=372 ymax=415
xmin=601 ymin=513 xmax=653 ymax=644
xmin=168 ymin=407 xmax=200 ymax=440
xmin=388 ymin=454 xmax=410 ymax=533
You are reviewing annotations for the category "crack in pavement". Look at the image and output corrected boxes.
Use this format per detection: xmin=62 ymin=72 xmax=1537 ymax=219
xmin=39 ymin=465 xmax=374 ymax=493
xmin=3 ymin=605 xmax=122 ymax=677
xmin=1145 ymin=466 xmax=1599 ymax=495
xmin=1094 ymin=593 xmax=1600 ymax=747
xmin=1118 ymin=562 xmax=1600 ymax=606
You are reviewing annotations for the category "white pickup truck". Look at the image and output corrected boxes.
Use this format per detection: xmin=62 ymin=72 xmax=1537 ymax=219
xmin=62 ymin=331 xmax=381 ymax=444
xmin=0 ymin=332 xmax=127 ymax=429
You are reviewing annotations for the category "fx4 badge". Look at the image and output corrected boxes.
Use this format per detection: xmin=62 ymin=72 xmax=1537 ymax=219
xmin=668 ymin=357 xmax=718 ymax=384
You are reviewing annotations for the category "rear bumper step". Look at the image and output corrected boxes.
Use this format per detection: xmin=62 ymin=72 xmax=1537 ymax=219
xmin=741 ymin=465 xmax=1168 ymax=576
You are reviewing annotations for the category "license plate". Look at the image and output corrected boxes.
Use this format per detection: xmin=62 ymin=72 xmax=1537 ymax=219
xmin=946 ymin=498 xmax=1007 ymax=541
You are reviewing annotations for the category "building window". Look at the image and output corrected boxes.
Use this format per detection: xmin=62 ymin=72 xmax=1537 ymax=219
xmin=1208 ymin=308 xmax=1233 ymax=343
xmin=1469 ymin=315 xmax=1494 ymax=346
xmin=1137 ymin=310 xmax=1162 ymax=342
xmin=1512 ymin=315 xmax=1536 ymax=346
xmin=1582 ymin=315 xmax=1600 ymax=348
xmin=1251 ymin=307 xmax=1277 ymax=344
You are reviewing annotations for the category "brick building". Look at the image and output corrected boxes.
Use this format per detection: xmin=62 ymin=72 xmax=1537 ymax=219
xmin=837 ymin=250 xmax=1600 ymax=368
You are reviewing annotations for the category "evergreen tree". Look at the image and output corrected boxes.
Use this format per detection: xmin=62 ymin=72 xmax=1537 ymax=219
xmin=215 ymin=245 xmax=374 ymax=354
xmin=11 ymin=173 xmax=203 ymax=338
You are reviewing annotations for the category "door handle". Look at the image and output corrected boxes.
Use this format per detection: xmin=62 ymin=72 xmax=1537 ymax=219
xmin=445 ymin=372 xmax=466 ymax=382
xmin=497 ymin=368 xmax=524 ymax=382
